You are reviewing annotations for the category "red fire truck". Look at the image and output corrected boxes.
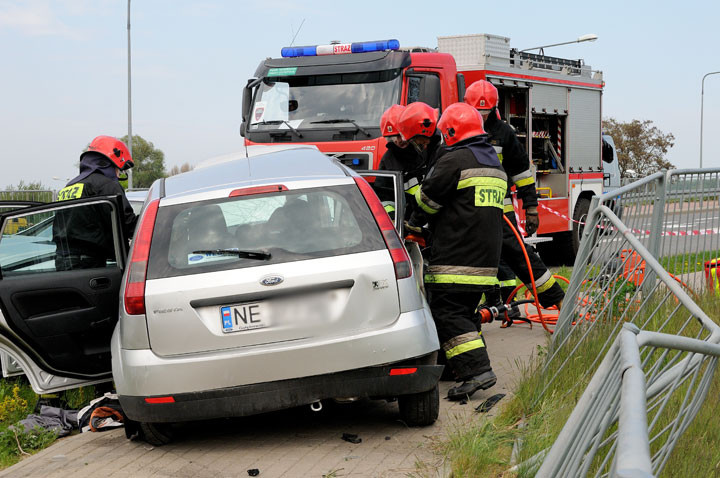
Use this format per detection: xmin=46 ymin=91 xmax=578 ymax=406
xmin=240 ymin=35 xmax=619 ymax=258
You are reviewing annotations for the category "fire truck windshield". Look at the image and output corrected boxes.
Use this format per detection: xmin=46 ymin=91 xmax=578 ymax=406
xmin=247 ymin=69 xmax=402 ymax=136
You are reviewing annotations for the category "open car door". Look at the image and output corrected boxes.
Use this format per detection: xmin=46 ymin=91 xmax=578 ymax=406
xmin=0 ymin=201 xmax=45 ymax=377
xmin=0 ymin=196 xmax=128 ymax=393
xmin=356 ymin=170 xmax=426 ymax=294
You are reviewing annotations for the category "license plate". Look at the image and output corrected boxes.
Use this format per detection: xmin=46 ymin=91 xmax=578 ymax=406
xmin=221 ymin=302 xmax=268 ymax=333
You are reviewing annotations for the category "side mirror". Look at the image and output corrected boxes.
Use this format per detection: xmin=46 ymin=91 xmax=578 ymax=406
xmin=241 ymin=79 xmax=256 ymax=123
xmin=239 ymin=122 xmax=247 ymax=137
xmin=601 ymin=138 xmax=614 ymax=163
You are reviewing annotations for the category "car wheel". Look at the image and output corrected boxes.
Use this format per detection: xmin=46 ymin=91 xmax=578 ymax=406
xmin=572 ymin=197 xmax=591 ymax=257
xmin=139 ymin=422 xmax=175 ymax=446
xmin=398 ymin=384 xmax=439 ymax=426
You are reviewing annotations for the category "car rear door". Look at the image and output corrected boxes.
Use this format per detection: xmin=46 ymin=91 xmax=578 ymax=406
xmin=357 ymin=171 xmax=425 ymax=293
xmin=0 ymin=201 xmax=44 ymax=377
xmin=355 ymin=170 xmax=405 ymax=235
xmin=0 ymin=197 xmax=128 ymax=393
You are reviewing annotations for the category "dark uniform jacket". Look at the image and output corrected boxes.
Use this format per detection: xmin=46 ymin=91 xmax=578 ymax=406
xmin=415 ymin=135 xmax=507 ymax=289
xmin=53 ymin=159 xmax=137 ymax=262
xmin=483 ymin=110 xmax=538 ymax=212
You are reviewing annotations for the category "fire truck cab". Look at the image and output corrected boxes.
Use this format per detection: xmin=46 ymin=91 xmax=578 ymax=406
xmin=241 ymin=35 xmax=613 ymax=259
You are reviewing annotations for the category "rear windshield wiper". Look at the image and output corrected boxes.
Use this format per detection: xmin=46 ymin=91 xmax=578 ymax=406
xmin=310 ymin=119 xmax=372 ymax=137
xmin=192 ymin=249 xmax=272 ymax=260
xmin=254 ymin=120 xmax=303 ymax=138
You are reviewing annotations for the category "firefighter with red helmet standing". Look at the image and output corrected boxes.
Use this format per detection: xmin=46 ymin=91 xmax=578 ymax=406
xmin=403 ymin=102 xmax=506 ymax=400
xmin=53 ymin=136 xmax=138 ymax=270
xmin=382 ymin=102 xmax=442 ymax=225
xmin=465 ymin=80 xmax=565 ymax=311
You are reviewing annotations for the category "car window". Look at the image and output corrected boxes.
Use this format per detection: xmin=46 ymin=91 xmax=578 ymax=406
xmin=0 ymin=203 xmax=120 ymax=277
xmin=147 ymin=184 xmax=386 ymax=279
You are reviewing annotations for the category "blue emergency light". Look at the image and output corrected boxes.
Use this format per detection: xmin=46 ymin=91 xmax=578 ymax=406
xmin=281 ymin=39 xmax=400 ymax=58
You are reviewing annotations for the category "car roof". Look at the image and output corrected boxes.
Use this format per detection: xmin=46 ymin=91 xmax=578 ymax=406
xmin=194 ymin=144 xmax=320 ymax=170
xmin=162 ymin=147 xmax=352 ymax=201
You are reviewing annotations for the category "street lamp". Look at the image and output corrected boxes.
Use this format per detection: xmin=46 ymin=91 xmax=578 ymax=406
xmin=520 ymin=33 xmax=598 ymax=55
xmin=700 ymin=71 xmax=720 ymax=169
xmin=127 ymin=0 xmax=133 ymax=189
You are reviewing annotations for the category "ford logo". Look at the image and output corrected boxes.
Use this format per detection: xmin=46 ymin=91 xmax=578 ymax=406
xmin=260 ymin=275 xmax=284 ymax=286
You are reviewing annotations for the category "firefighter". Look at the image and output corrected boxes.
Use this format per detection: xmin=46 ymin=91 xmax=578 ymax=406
xmin=404 ymin=102 xmax=506 ymax=400
xmin=402 ymin=102 xmax=443 ymax=169
xmin=378 ymin=104 xmax=417 ymax=220
xmin=53 ymin=135 xmax=138 ymax=270
xmin=379 ymin=103 xmax=442 ymax=212
xmin=465 ymin=80 xmax=565 ymax=310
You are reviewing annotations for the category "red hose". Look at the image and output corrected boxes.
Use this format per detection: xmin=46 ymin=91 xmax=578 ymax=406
xmin=502 ymin=215 xmax=552 ymax=334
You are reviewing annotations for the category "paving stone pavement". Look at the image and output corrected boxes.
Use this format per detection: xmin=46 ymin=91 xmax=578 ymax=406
xmin=0 ymin=322 xmax=548 ymax=478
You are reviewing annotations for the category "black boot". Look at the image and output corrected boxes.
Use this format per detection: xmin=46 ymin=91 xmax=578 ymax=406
xmin=447 ymin=370 xmax=497 ymax=400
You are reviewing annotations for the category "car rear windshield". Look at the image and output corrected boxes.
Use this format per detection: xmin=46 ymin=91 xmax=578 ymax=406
xmin=147 ymin=184 xmax=385 ymax=279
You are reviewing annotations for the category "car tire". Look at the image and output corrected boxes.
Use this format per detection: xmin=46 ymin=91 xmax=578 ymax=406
xmin=398 ymin=384 xmax=439 ymax=426
xmin=139 ymin=422 xmax=175 ymax=446
xmin=572 ymin=197 xmax=591 ymax=257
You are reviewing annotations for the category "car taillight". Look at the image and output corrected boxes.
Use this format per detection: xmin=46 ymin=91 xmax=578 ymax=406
xmin=124 ymin=199 xmax=159 ymax=315
xmin=354 ymin=176 xmax=412 ymax=279
xmin=389 ymin=367 xmax=417 ymax=376
xmin=229 ymin=185 xmax=288 ymax=197
xmin=144 ymin=396 xmax=175 ymax=404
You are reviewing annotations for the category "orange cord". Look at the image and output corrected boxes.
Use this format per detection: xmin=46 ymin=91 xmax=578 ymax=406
xmin=507 ymin=275 xmax=570 ymax=326
xmin=502 ymin=215 xmax=553 ymax=333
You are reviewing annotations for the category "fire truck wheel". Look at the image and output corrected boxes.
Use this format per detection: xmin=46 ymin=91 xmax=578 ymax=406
xmin=572 ymin=197 xmax=591 ymax=256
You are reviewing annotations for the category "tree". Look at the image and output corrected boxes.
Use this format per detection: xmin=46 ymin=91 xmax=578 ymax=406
xmin=602 ymin=118 xmax=675 ymax=178
xmin=5 ymin=180 xmax=47 ymax=191
xmin=2 ymin=180 xmax=52 ymax=201
xmin=168 ymin=163 xmax=194 ymax=176
xmin=119 ymin=135 xmax=167 ymax=188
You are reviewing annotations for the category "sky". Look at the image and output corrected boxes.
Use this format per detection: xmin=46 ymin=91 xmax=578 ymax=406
xmin=1 ymin=0 xmax=719 ymax=190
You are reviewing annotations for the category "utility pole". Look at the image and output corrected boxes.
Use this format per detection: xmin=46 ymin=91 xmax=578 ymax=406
xmin=700 ymin=71 xmax=720 ymax=169
xmin=127 ymin=0 xmax=133 ymax=189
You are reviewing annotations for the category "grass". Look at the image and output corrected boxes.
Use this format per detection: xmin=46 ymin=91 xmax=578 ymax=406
xmin=660 ymin=249 xmax=720 ymax=275
xmin=0 ymin=378 xmax=96 ymax=469
xmin=438 ymin=290 xmax=720 ymax=477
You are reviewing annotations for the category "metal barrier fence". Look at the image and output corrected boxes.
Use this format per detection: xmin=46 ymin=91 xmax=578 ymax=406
xmin=0 ymin=190 xmax=55 ymax=202
xmin=533 ymin=168 xmax=720 ymax=477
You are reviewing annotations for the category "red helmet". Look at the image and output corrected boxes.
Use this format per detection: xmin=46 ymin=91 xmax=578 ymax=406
xmin=464 ymin=80 xmax=499 ymax=111
xmin=82 ymin=136 xmax=134 ymax=170
xmin=437 ymin=102 xmax=486 ymax=146
xmin=380 ymin=104 xmax=406 ymax=137
xmin=397 ymin=102 xmax=438 ymax=141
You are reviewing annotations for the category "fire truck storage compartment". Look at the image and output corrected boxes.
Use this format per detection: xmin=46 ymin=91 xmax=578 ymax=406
xmin=497 ymin=84 xmax=529 ymax=139
xmin=496 ymin=83 xmax=568 ymax=198
xmin=567 ymin=88 xmax=602 ymax=171
xmin=437 ymin=34 xmax=511 ymax=69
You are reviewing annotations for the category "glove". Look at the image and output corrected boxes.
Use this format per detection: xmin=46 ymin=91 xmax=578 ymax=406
xmin=524 ymin=206 xmax=539 ymax=235
xmin=403 ymin=220 xmax=422 ymax=234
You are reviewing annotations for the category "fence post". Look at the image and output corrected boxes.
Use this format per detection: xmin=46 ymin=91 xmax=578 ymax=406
xmin=642 ymin=172 xmax=667 ymax=294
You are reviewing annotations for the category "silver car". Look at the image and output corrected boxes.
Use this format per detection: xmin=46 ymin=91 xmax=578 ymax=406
xmin=0 ymin=147 xmax=441 ymax=445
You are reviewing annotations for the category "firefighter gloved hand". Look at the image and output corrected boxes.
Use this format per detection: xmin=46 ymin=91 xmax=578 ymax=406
xmin=524 ymin=206 xmax=539 ymax=235
xmin=404 ymin=220 xmax=423 ymax=235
